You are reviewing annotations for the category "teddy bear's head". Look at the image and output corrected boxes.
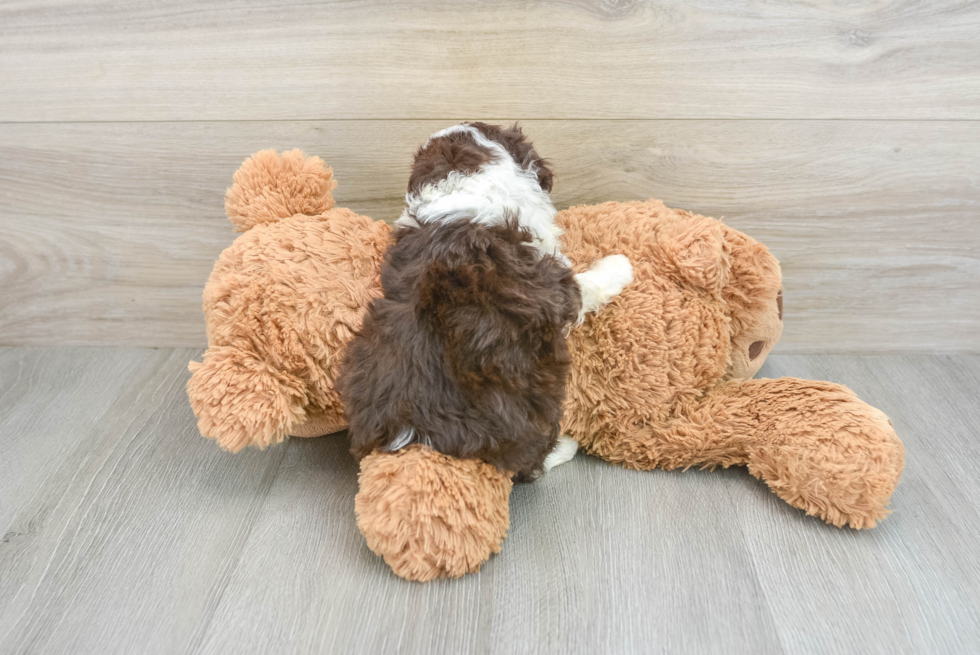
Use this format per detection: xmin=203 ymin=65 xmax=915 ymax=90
xmin=718 ymin=223 xmax=783 ymax=381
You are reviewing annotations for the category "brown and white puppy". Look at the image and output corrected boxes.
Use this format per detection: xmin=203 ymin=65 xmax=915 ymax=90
xmin=339 ymin=123 xmax=632 ymax=480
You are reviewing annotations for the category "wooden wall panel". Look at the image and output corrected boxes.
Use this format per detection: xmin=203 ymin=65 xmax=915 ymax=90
xmin=1 ymin=120 xmax=976 ymax=351
xmin=1 ymin=1 xmax=978 ymax=121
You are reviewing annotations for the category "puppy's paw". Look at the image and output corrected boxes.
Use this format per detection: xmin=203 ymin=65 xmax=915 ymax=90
xmin=543 ymin=436 xmax=579 ymax=473
xmin=591 ymin=254 xmax=634 ymax=299
xmin=576 ymin=254 xmax=634 ymax=316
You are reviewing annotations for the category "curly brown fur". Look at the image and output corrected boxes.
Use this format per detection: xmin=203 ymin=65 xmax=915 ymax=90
xmin=339 ymin=218 xmax=581 ymax=479
xmin=407 ymin=122 xmax=554 ymax=195
xmin=407 ymin=129 xmax=494 ymax=192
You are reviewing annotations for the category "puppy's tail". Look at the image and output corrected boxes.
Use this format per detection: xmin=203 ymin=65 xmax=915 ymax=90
xmin=224 ymin=149 xmax=337 ymax=231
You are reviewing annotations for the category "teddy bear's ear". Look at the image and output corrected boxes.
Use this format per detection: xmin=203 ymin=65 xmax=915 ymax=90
xmin=660 ymin=214 xmax=730 ymax=292
xmin=224 ymin=149 xmax=337 ymax=232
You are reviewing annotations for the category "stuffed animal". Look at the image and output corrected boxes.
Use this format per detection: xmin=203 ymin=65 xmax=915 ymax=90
xmin=188 ymin=149 xmax=905 ymax=582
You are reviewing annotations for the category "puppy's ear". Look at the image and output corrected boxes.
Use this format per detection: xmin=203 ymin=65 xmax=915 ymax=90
xmin=532 ymin=155 xmax=555 ymax=193
xmin=408 ymin=132 xmax=493 ymax=193
xmin=471 ymin=122 xmax=554 ymax=192
xmin=503 ymin=123 xmax=554 ymax=192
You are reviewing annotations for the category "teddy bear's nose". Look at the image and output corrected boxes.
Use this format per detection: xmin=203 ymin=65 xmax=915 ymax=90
xmin=777 ymin=289 xmax=783 ymax=321
xmin=749 ymin=341 xmax=766 ymax=360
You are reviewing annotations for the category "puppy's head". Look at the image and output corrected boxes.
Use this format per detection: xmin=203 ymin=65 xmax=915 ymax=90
xmin=408 ymin=122 xmax=554 ymax=194
xmin=470 ymin=122 xmax=554 ymax=193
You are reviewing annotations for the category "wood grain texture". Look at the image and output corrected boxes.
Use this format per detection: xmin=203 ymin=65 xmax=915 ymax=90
xmin=1 ymin=349 xmax=979 ymax=654
xmin=741 ymin=355 xmax=980 ymax=654
xmin=196 ymin=432 xmax=783 ymax=655
xmin=1 ymin=1 xmax=979 ymax=121
xmin=1 ymin=120 xmax=977 ymax=351
xmin=0 ymin=347 xmax=288 ymax=654
xmin=0 ymin=348 xmax=154 ymax=531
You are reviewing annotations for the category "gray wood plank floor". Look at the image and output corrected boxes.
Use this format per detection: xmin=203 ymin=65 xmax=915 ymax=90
xmin=1 ymin=348 xmax=978 ymax=654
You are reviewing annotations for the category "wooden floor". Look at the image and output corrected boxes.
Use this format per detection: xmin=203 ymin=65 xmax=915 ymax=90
xmin=0 ymin=348 xmax=977 ymax=654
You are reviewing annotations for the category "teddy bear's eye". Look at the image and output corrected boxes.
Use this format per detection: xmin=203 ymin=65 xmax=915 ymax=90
xmin=749 ymin=341 xmax=766 ymax=360
xmin=777 ymin=289 xmax=783 ymax=321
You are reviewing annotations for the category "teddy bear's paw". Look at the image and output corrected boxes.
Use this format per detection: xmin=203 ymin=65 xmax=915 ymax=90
xmin=747 ymin=399 xmax=905 ymax=529
xmin=355 ymin=446 xmax=512 ymax=582
xmin=575 ymin=254 xmax=634 ymax=317
xmin=187 ymin=346 xmax=309 ymax=452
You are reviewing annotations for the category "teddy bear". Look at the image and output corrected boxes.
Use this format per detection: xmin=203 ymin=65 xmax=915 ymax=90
xmin=188 ymin=149 xmax=905 ymax=582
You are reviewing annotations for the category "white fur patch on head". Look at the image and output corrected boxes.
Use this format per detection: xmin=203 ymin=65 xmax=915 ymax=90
xmin=425 ymin=123 xmax=479 ymax=145
xmin=397 ymin=124 xmax=568 ymax=263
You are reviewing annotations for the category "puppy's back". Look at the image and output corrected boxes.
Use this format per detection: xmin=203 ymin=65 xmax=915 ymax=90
xmin=339 ymin=218 xmax=581 ymax=478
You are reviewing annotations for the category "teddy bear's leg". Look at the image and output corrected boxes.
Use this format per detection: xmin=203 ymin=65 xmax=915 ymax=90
xmin=581 ymin=388 xmax=754 ymax=473
xmin=583 ymin=377 xmax=903 ymax=529
xmin=735 ymin=377 xmax=905 ymax=529
xmin=187 ymin=345 xmax=310 ymax=452
xmin=286 ymin=409 xmax=347 ymax=439
xmin=355 ymin=445 xmax=513 ymax=582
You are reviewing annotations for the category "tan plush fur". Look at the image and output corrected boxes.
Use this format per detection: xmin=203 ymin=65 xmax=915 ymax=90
xmin=188 ymin=150 xmax=391 ymax=451
xmin=188 ymin=150 xmax=904 ymax=581
xmin=557 ymin=200 xmax=903 ymax=529
xmin=356 ymin=445 xmax=513 ymax=581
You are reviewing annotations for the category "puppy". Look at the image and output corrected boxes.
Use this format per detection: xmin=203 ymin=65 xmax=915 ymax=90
xmin=338 ymin=123 xmax=633 ymax=480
